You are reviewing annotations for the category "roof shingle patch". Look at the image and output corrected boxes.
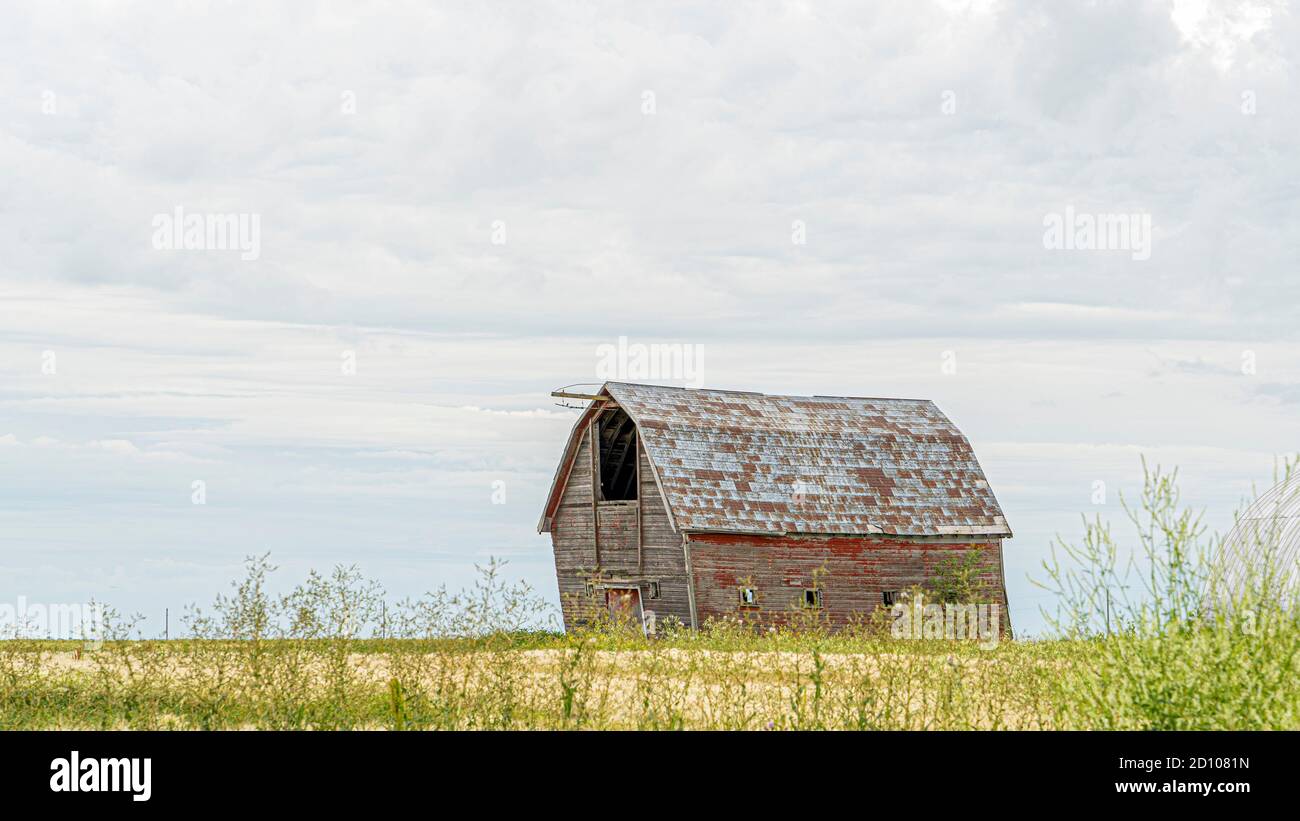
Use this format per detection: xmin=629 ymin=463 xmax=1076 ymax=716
xmin=603 ymin=382 xmax=1011 ymax=538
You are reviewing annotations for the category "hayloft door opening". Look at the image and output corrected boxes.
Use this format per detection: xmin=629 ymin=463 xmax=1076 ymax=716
xmin=605 ymin=586 xmax=645 ymax=633
xmin=597 ymin=408 xmax=638 ymax=501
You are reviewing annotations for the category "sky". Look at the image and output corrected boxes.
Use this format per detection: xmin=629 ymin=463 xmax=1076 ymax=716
xmin=1 ymin=0 xmax=1296 ymax=637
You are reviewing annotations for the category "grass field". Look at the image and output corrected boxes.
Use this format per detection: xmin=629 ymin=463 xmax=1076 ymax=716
xmin=1 ymin=622 xmax=1297 ymax=730
xmin=3 ymin=461 xmax=1298 ymax=730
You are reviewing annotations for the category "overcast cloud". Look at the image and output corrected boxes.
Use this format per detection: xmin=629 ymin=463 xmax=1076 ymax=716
xmin=1 ymin=0 xmax=1296 ymax=634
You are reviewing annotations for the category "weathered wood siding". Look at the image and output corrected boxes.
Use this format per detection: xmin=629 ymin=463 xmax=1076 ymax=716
xmin=549 ymin=431 xmax=692 ymax=631
xmin=686 ymin=533 xmax=1011 ymax=634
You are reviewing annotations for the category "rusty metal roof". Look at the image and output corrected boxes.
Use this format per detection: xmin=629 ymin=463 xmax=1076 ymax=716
xmin=600 ymin=382 xmax=1010 ymax=538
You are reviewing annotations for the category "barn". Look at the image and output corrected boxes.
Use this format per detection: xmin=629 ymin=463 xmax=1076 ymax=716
xmin=539 ymin=382 xmax=1013 ymax=635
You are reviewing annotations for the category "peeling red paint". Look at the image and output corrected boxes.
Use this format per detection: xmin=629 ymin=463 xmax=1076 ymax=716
xmin=688 ymin=532 xmax=1010 ymax=632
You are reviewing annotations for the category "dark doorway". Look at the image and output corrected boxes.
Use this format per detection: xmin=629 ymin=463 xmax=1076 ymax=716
xmin=597 ymin=408 xmax=638 ymax=500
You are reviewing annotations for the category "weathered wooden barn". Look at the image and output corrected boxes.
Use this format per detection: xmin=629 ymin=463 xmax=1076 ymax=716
xmin=539 ymin=382 xmax=1013 ymax=634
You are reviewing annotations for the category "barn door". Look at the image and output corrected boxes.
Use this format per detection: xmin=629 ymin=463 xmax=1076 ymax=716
xmin=606 ymin=587 xmax=644 ymax=634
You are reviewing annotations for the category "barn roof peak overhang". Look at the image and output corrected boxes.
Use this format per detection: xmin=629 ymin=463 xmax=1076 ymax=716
xmin=539 ymin=381 xmax=1012 ymax=540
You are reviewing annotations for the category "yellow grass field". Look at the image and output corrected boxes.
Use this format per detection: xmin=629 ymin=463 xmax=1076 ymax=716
xmin=2 ymin=623 xmax=1297 ymax=730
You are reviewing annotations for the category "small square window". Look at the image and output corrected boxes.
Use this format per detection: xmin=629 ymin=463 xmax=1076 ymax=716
xmin=803 ymin=589 xmax=822 ymax=609
xmin=882 ymin=591 xmax=900 ymax=607
xmin=648 ymin=581 xmax=661 ymax=600
xmin=739 ymin=587 xmax=757 ymax=605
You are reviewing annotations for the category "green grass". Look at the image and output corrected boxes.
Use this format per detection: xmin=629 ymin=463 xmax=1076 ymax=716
xmin=2 ymin=622 xmax=1297 ymax=730
xmin=3 ymin=459 xmax=1298 ymax=730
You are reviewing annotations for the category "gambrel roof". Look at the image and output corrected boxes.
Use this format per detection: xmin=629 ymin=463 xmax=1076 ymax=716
xmin=539 ymin=382 xmax=1011 ymax=538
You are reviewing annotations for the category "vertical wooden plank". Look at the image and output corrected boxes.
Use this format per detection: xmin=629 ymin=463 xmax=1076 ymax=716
xmin=589 ymin=415 xmax=600 ymax=567
xmin=682 ymin=535 xmax=698 ymax=629
xmin=636 ymin=430 xmax=643 ymax=572
xmin=996 ymin=538 xmax=1013 ymax=639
